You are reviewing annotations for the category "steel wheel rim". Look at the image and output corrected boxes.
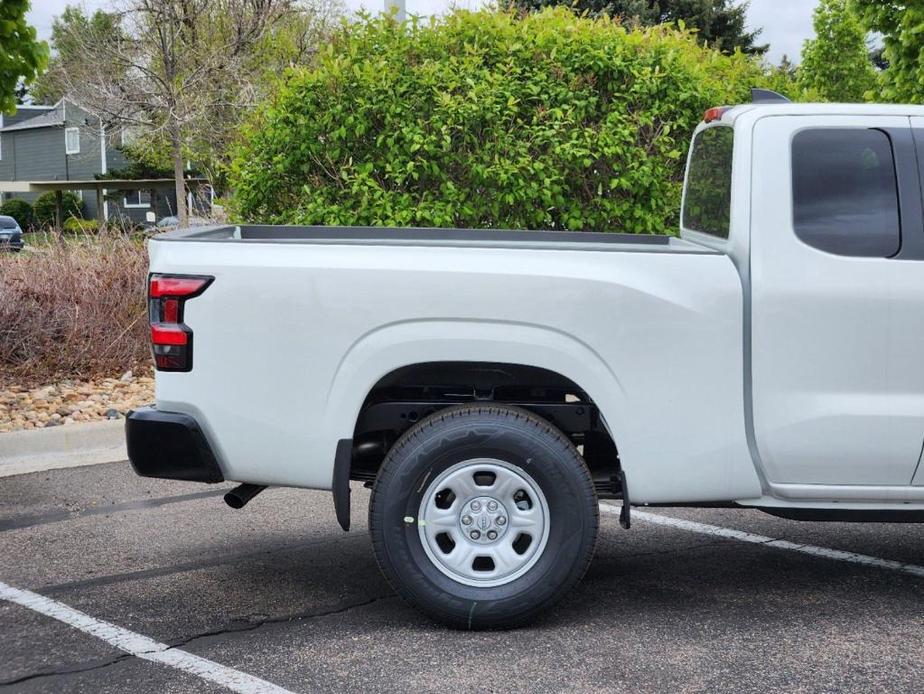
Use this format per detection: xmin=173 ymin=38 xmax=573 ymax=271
xmin=417 ymin=458 xmax=550 ymax=587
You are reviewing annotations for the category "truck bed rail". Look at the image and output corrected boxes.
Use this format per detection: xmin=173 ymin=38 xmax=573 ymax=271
xmin=154 ymin=225 xmax=716 ymax=254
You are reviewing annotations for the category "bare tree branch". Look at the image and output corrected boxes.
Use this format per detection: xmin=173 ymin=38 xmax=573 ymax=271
xmin=49 ymin=0 xmax=343 ymax=226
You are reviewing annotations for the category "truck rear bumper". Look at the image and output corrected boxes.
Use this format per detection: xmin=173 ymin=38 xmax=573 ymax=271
xmin=126 ymin=407 xmax=224 ymax=483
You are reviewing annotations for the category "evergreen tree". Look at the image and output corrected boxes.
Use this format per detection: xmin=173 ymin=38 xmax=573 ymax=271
xmin=506 ymin=0 xmax=768 ymax=55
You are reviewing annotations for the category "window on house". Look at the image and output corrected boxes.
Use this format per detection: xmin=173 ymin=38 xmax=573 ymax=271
xmin=65 ymin=127 xmax=80 ymax=155
xmin=123 ymin=191 xmax=151 ymax=208
xmin=0 ymin=133 xmax=3 ymax=160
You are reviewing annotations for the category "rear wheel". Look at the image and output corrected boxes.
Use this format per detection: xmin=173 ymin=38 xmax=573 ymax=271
xmin=368 ymin=404 xmax=598 ymax=629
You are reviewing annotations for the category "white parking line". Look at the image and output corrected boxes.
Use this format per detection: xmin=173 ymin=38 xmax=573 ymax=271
xmin=600 ymin=503 xmax=924 ymax=579
xmin=0 ymin=580 xmax=296 ymax=694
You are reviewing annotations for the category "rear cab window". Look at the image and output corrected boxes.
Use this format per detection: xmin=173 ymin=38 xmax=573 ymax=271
xmin=682 ymin=126 xmax=734 ymax=240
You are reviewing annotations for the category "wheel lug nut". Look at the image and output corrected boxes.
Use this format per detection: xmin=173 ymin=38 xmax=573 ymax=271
xmin=470 ymin=530 xmax=481 ymax=540
xmin=487 ymin=501 xmax=498 ymax=511
xmin=487 ymin=530 xmax=498 ymax=540
xmin=496 ymin=516 xmax=506 ymax=526
xmin=461 ymin=515 xmax=472 ymax=526
xmin=471 ymin=501 xmax=482 ymax=512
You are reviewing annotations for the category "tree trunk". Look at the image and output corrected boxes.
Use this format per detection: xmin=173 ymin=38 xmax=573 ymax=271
xmin=171 ymin=126 xmax=188 ymax=228
xmin=54 ymin=190 xmax=64 ymax=245
xmin=95 ymin=188 xmax=104 ymax=234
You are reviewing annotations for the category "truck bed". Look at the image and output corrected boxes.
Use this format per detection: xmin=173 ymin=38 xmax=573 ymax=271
xmin=148 ymin=222 xmax=753 ymax=502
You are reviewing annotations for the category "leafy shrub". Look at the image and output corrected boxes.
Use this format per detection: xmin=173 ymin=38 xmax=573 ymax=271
xmin=32 ymin=191 xmax=85 ymax=228
xmin=0 ymin=199 xmax=34 ymax=230
xmin=231 ymin=9 xmax=769 ymax=233
xmin=62 ymin=217 xmax=100 ymax=234
xmin=0 ymin=235 xmax=149 ymax=383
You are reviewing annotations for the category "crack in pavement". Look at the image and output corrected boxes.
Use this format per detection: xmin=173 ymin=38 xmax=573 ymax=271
xmin=0 ymin=653 xmax=136 ymax=687
xmin=0 ymin=594 xmax=395 ymax=688
xmin=170 ymin=593 xmax=397 ymax=651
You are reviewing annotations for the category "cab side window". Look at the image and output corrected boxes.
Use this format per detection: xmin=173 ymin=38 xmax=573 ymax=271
xmin=792 ymin=128 xmax=900 ymax=257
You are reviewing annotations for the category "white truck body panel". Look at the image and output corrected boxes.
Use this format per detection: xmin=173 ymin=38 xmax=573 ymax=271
xmin=151 ymin=237 xmax=760 ymax=502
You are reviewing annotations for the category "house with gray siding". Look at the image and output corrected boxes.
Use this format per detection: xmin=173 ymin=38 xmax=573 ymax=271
xmin=0 ymin=99 xmax=182 ymax=224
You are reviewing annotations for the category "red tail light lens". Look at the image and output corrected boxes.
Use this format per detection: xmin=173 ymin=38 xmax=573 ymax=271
xmin=162 ymin=298 xmax=179 ymax=324
xmin=703 ymin=106 xmax=730 ymax=123
xmin=148 ymin=274 xmax=213 ymax=372
xmin=150 ymin=276 xmax=212 ymax=298
xmin=150 ymin=325 xmax=189 ymax=345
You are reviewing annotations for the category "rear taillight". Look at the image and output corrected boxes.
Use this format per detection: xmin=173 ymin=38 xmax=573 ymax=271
xmin=148 ymin=273 xmax=213 ymax=372
xmin=703 ymin=106 xmax=730 ymax=123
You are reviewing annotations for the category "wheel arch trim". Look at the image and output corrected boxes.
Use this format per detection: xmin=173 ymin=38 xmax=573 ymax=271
xmin=323 ymin=318 xmax=629 ymax=453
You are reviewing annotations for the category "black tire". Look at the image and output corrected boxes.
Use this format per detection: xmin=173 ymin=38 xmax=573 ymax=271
xmin=369 ymin=404 xmax=598 ymax=629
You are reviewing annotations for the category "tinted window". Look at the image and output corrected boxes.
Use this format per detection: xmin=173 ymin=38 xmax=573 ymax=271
xmin=792 ymin=129 xmax=900 ymax=257
xmin=683 ymin=126 xmax=734 ymax=238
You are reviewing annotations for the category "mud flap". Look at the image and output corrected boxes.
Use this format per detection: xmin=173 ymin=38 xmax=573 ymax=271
xmin=617 ymin=469 xmax=631 ymax=529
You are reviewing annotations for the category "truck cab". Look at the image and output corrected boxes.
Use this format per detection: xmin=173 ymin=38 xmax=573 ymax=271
xmin=684 ymin=103 xmax=924 ymax=506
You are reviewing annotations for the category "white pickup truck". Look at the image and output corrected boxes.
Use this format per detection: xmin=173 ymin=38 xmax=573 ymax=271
xmin=127 ymin=96 xmax=924 ymax=628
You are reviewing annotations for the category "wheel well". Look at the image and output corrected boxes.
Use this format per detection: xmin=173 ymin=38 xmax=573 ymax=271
xmin=350 ymin=361 xmax=622 ymax=496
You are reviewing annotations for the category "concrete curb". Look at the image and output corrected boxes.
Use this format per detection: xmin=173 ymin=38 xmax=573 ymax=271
xmin=0 ymin=420 xmax=126 ymax=478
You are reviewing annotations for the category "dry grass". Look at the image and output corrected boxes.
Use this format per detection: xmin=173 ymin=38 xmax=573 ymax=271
xmin=0 ymin=233 xmax=151 ymax=385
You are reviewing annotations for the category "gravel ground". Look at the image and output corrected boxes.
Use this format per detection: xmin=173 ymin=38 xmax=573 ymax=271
xmin=0 ymin=372 xmax=153 ymax=433
xmin=1 ymin=461 xmax=922 ymax=693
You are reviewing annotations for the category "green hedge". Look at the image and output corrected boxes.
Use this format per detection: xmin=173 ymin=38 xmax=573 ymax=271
xmin=231 ymin=9 xmax=773 ymax=233
xmin=32 ymin=191 xmax=85 ymax=228
xmin=0 ymin=199 xmax=34 ymax=230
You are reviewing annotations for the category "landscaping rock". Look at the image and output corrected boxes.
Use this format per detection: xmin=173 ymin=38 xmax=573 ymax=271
xmin=0 ymin=372 xmax=154 ymax=433
xmin=33 ymin=386 xmax=55 ymax=400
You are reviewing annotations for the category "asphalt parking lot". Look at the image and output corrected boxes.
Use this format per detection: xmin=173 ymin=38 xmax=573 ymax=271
xmin=1 ymin=461 xmax=922 ymax=693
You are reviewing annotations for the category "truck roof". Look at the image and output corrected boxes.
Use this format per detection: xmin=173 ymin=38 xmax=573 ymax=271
xmin=715 ymin=102 xmax=924 ymax=124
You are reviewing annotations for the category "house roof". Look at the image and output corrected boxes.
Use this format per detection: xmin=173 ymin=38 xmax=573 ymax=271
xmin=0 ymin=108 xmax=64 ymax=133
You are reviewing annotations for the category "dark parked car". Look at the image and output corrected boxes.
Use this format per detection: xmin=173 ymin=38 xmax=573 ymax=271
xmin=0 ymin=215 xmax=24 ymax=252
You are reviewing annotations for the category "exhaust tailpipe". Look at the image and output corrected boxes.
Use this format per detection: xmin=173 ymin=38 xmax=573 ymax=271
xmin=224 ymin=483 xmax=267 ymax=509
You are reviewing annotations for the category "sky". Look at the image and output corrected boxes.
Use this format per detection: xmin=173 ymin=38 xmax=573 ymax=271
xmin=27 ymin=0 xmax=817 ymax=66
